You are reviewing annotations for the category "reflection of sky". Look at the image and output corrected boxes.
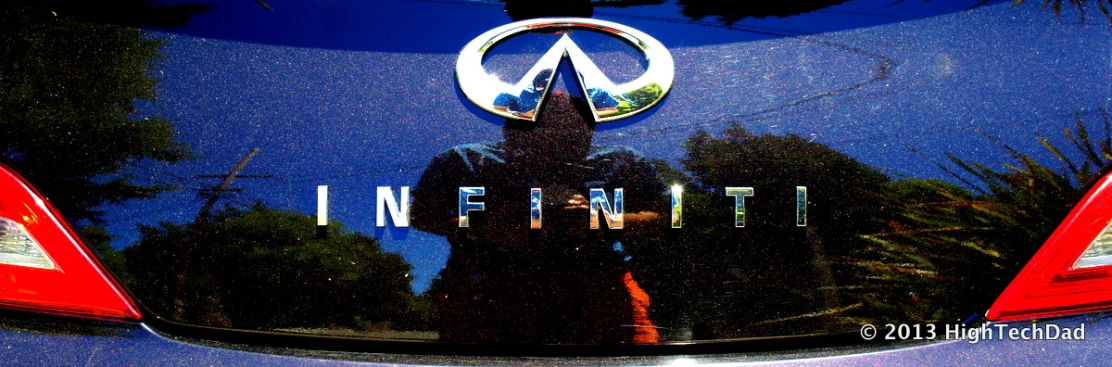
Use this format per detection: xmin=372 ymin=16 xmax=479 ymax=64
xmin=104 ymin=0 xmax=1112 ymax=293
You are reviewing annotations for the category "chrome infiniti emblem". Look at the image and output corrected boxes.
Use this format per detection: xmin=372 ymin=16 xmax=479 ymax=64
xmin=456 ymin=18 xmax=674 ymax=123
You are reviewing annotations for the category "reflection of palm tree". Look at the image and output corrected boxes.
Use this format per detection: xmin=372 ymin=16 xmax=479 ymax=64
xmin=860 ymin=110 xmax=1112 ymax=325
xmin=631 ymin=112 xmax=1112 ymax=339
xmin=1015 ymin=0 xmax=1112 ymax=24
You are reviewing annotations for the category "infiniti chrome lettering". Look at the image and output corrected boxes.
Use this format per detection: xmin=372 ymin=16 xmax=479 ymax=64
xmin=317 ymin=186 xmax=809 ymax=228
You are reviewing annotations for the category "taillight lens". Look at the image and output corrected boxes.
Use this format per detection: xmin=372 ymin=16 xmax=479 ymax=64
xmin=0 ymin=163 xmax=140 ymax=320
xmin=988 ymin=172 xmax=1112 ymax=321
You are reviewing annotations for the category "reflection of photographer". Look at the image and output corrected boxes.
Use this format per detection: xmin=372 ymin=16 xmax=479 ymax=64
xmin=537 ymin=184 xmax=591 ymax=248
xmin=411 ymin=93 xmax=666 ymax=344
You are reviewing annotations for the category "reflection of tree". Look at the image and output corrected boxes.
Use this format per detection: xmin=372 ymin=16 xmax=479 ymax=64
xmin=628 ymin=124 xmax=891 ymax=339
xmin=500 ymin=0 xmax=853 ymax=25
xmin=124 ymin=204 xmax=435 ymax=332
xmin=860 ymin=114 xmax=1111 ymax=324
xmin=506 ymin=0 xmax=1110 ymax=26
xmin=0 ymin=2 xmax=196 ymax=228
xmin=631 ymin=116 xmax=1110 ymax=340
xmin=615 ymin=83 xmax=664 ymax=115
xmin=14 ymin=0 xmax=212 ymax=28
xmin=674 ymin=0 xmax=1112 ymax=25
xmin=677 ymin=0 xmax=850 ymax=24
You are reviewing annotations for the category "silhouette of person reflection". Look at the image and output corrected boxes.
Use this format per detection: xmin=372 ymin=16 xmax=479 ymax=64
xmin=412 ymin=93 xmax=666 ymax=344
xmin=493 ymin=69 xmax=621 ymax=120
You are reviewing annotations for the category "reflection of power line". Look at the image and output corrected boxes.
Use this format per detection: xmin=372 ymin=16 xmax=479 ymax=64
xmin=122 ymin=199 xmax=202 ymax=218
xmin=128 ymin=176 xmax=190 ymax=189
xmin=195 ymin=174 xmax=273 ymax=179
xmin=253 ymin=0 xmax=274 ymax=11
xmin=129 ymin=163 xmax=200 ymax=181
xmin=119 ymin=166 xmax=199 ymax=188
xmin=224 ymin=193 xmax=261 ymax=209
xmin=195 ymin=148 xmax=273 ymax=221
xmin=198 ymin=188 xmax=245 ymax=194
xmin=279 ymin=162 xmax=427 ymax=184
xmin=123 ymin=166 xmax=208 ymax=202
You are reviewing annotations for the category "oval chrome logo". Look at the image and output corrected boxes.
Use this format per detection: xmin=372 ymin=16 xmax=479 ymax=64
xmin=456 ymin=18 xmax=674 ymax=123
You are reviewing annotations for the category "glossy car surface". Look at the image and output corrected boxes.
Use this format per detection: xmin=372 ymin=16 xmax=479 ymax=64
xmin=2 ymin=0 xmax=1112 ymax=364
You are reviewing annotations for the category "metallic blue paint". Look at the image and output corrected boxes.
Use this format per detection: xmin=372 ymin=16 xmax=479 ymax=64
xmin=1 ymin=315 xmax=1108 ymax=365
xmin=5 ymin=0 xmax=1112 ymax=362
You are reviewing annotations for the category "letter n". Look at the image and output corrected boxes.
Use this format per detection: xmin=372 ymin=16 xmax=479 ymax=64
xmin=376 ymin=186 xmax=410 ymax=227
xmin=590 ymin=188 xmax=624 ymax=229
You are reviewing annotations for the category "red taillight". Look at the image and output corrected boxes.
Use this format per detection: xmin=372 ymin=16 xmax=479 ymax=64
xmin=988 ymin=172 xmax=1112 ymax=321
xmin=0 ymin=163 xmax=140 ymax=320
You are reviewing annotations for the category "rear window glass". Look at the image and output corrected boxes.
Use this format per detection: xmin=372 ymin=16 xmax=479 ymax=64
xmin=3 ymin=0 xmax=1110 ymax=344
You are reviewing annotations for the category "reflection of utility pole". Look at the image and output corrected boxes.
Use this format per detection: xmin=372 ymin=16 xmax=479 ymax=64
xmin=253 ymin=0 xmax=274 ymax=11
xmin=195 ymin=148 xmax=269 ymax=222
xmin=173 ymin=147 xmax=268 ymax=326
